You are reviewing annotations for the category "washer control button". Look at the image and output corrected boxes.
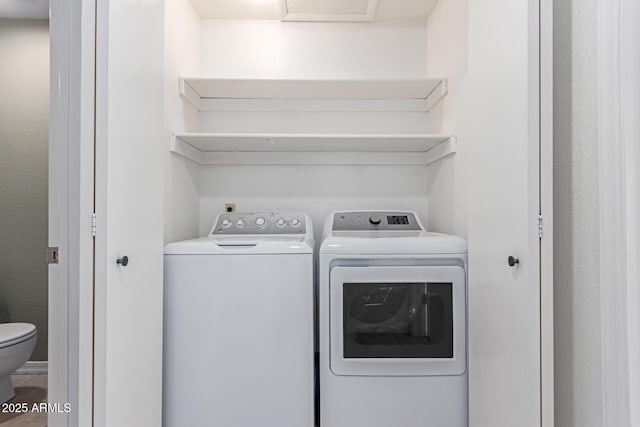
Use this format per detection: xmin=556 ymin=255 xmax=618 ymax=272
xmin=221 ymin=219 xmax=231 ymax=228
xmin=276 ymin=218 xmax=287 ymax=227
xmin=290 ymin=218 xmax=301 ymax=227
xmin=235 ymin=219 xmax=245 ymax=228
xmin=255 ymin=217 xmax=266 ymax=227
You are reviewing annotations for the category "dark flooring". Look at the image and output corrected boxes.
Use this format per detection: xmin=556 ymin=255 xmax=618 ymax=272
xmin=0 ymin=375 xmax=47 ymax=426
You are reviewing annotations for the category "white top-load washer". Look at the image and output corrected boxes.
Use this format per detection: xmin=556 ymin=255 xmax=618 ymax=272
xmin=163 ymin=212 xmax=314 ymax=427
xmin=319 ymin=211 xmax=468 ymax=427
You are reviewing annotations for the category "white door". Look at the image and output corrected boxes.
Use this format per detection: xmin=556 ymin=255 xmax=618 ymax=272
xmin=466 ymin=0 xmax=552 ymax=425
xmin=93 ymin=0 xmax=165 ymax=426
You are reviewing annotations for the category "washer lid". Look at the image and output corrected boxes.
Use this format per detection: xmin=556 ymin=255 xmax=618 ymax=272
xmin=0 ymin=323 xmax=37 ymax=348
xmin=164 ymin=236 xmax=314 ymax=255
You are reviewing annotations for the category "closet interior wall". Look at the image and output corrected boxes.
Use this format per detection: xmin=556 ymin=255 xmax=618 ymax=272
xmin=425 ymin=0 xmax=468 ymax=236
xmin=163 ymin=0 xmax=454 ymax=242
xmin=164 ymin=0 xmax=201 ymax=244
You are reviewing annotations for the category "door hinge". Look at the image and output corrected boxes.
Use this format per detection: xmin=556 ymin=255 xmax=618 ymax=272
xmin=92 ymin=213 xmax=97 ymax=237
xmin=538 ymin=213 xmax=544 ymax=239
xmin=47 ymin=247 xmax=59 ymax=264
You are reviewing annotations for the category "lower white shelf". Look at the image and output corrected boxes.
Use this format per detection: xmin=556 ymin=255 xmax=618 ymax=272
xmin=170 ymin=133 xmax=457 ymax=166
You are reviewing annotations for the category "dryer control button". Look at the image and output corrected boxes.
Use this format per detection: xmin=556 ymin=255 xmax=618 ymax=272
xmin=276 ymin=218 xmax=287 ymax=227
xmin=221 ymin=219 xmax=231 ymax=228
xmin=235 ymin=219 xmax=245 ymax=228
xmin=255 ymin=217 xmax=266 ymax=227
xmin=369 ymin=215 xmax=382 ymax=225
xmin=291 ymin=218 xmax=301 ymax=227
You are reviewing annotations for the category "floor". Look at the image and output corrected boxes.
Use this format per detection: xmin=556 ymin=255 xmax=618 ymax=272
xmin=0 ymin=375 xmax=47 ymax=427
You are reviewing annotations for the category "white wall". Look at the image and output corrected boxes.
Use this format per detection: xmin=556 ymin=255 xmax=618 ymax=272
xmin=164 ymin=0 xmax=202 ymax=243
xmin=621 ymin=0 xmax=640 ymax=422
xmin=425 ymin=0 xmax=468 ymax=236
xmin=0 ymin=18 xmax=49 ymax=361
xmin=194 ymin=20 xmax=433 ymax=135
xmin=161 ymin=18 xmax=437 ymax=243
xmin=198 ymin=165 xmax=429 ymax=241
xmin=189 ymin=20 xmax=434 ymax=237
xmin=195 ymin=111 xmax=434 ymax=135
xmin=553 ymin=0 xmax=603 ymax=425
xmin=199 ymin=20 xmax=427 ymax=79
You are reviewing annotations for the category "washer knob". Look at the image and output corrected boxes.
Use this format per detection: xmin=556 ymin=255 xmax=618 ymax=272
xmin=291 ymin=218 xmax=300 ymax=227
xmin=276 ymin=218 xmax=287 ymax=227
xmin=235 ymin=219 xmax=245 ymax=228
xmin=255 ymin=217 xmax=266 ymax=227
xmin=221 ymin=219 xmax=231 ymax=228
xmin=369 ymin=215 xmax=382 ymax=225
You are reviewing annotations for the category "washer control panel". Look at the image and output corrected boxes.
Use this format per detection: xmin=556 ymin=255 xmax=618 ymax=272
xmin=212 ymin=212 xmax=306 ymax=235
xmin=332 ymin=211 xmax=423 ymax=231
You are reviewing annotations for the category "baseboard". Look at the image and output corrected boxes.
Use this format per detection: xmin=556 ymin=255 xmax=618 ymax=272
xmin=14 ymin=361 xmax=48 ymax=375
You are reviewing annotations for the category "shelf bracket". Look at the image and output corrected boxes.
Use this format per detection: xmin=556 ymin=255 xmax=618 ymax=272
xmin=170 ymin=134 xmax=204 ymax=164
xmin=178 ymin=79 xmax=203 ymax=111
xmin=424 ymin=136 xmax=457 ymax=166
xmin=424 ymin=79 xmax=448 ymax=112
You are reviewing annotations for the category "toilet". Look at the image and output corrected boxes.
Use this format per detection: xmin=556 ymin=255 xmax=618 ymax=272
xmin=0 ymin=323 xmax=37 ymax=403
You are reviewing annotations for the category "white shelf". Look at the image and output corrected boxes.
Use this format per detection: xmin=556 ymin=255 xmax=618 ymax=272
xmin=179 ymin=77 xmax=447 ymax=112
xmin=170 ymin=133 xmax=457 ymax=166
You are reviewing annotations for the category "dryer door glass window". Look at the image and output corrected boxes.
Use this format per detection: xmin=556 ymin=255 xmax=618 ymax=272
xmin=343 ymin=282 xmax=453 ymax=358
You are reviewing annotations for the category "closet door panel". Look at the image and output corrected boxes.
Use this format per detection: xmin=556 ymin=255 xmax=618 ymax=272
xmin=466 ymin=0 xmax=542 ymax=425
xmin=94 ymin=1 xmax=164 ymax=426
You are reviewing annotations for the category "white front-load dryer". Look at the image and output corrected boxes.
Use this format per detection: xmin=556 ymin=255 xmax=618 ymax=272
xmin=319 ymin=211 xmax=468 ymax=427
xmin=163 ymin=212 xmax=314 ymax=427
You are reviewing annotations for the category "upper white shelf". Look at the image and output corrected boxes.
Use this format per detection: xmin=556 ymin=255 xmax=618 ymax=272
xmin=170 ymin=133 xmax=457 ymax=166
xmin=179 ymin=77 xmax=447 ymax=112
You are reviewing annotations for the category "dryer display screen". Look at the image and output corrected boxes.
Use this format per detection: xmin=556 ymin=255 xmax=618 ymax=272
xmin=387 ymin=215 xmax=409 ymax=225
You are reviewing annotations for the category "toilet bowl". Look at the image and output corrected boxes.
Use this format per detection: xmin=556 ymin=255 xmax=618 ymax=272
xmin=0 ymin=323 xmax=37 ymax=403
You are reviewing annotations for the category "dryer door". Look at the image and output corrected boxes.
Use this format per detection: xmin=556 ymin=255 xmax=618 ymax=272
xmin=330 ymin=265 xmax=466 ymax=376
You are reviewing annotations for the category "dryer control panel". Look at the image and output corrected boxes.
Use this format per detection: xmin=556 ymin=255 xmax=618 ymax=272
xmin=211 ymin=212 xmax=306 ymax=235
xmin=332 ymin=211 xmax=423 ymax=231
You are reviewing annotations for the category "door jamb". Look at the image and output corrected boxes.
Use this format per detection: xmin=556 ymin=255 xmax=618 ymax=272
xmin=539 ymin=0 xmax=554 ymax=425
xmin=48 ymin=1 xmax=96 ymax=426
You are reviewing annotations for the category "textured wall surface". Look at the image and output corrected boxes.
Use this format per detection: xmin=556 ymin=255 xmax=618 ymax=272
xmin=0 ymin=19 xmax=49 ymax=361
xmin=553 ymin=0 xmax=603 ymax=425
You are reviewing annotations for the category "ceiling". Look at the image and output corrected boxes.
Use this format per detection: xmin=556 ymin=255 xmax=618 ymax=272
xmin=0 ymin=0 xmax=48 ymax=19
xmin=0 ymin=0 xmax=437 ymax=22
xmin=189 ymin=0 xmax=439 ymax=22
